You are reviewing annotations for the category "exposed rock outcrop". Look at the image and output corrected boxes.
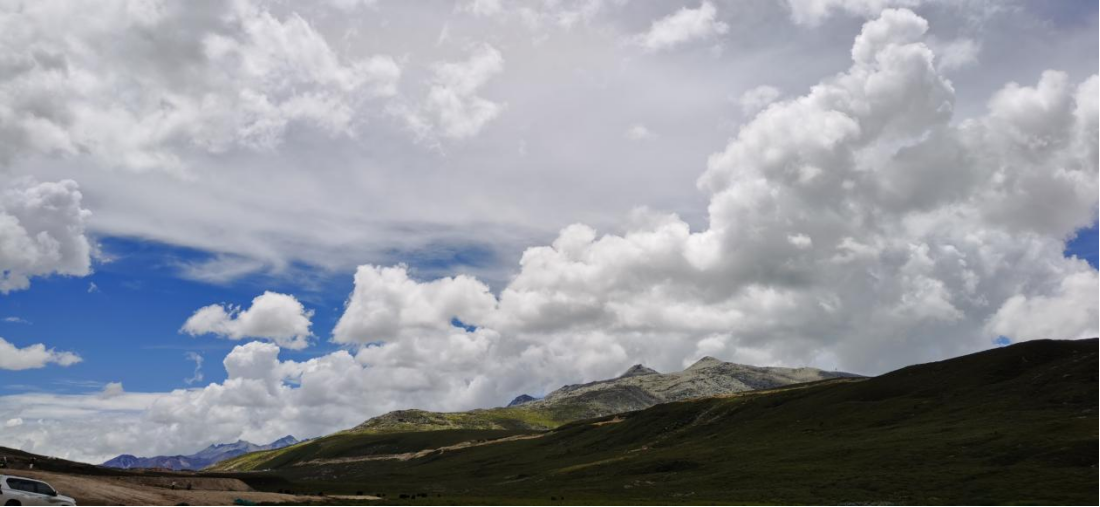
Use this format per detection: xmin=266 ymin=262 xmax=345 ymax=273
xmin=618 ymin=364 xmax=659 ymax=378
xmin=507 ymin=394 xmax=538 ymax=407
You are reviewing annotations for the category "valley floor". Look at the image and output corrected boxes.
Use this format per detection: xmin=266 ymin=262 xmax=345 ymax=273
xmin=2 ymin=469 xmax=379 ymax=505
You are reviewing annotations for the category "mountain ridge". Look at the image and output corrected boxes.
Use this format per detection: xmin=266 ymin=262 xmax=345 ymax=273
xmin=101 ymin=435 xmax=298 ymax=471
xmin=212 ymin=357 xmax=858 ymax=471
xmin=352 ymin=357 xmax=858 ymax=433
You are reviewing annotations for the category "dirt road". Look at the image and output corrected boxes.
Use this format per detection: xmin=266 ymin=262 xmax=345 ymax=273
xmin=10 ymin=469 xmax=378 ymax=505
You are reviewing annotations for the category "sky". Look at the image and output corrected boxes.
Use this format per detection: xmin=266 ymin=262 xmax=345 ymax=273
xmin=0 ymin=0 xmax=1097 ymax=464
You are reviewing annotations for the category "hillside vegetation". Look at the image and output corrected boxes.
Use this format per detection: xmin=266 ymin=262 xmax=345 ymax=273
xmin=231 ymin=339 xmax=1097 ymax=505
xmin=213 ymin=358 xmax=853 ymax=472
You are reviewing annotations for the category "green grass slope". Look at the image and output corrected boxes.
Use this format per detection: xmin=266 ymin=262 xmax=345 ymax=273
xmin=216 ymin=359 xmax=858 ymax=472
xmin=237 ymin=338 xmax=1097 ymax=505
xmin=210 ymin=404 xmax=590 ymax=472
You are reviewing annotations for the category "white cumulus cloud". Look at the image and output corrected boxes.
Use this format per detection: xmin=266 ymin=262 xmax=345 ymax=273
xmin=0 ymin=336 xmax=81 ymax=371
xmin=0 ymin=0 xmax=400 ymax=172
xmin=0 ymin=179 xmax=93 ymax=293
xmin=182 ymin=292 xmax=314 ymax=350
xmin=336 ymin=7 xmax=1098 ymax=393
xmin=738 ymin=85 xmax=783 ymax=116
xmin=985 ymin=271 xmax=1099 ymax=342
xmin=635 ymin=1 xmax=729 ymax=52
xmin=785 ymin=0 xmax=921 ymax=26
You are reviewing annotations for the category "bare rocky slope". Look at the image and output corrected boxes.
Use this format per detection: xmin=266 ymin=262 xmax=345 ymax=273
xmin=523 ymin=356 xmax=857 ymax=417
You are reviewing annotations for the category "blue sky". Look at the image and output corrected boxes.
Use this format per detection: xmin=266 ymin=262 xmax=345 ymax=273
xmin=1065 ymin=224 xmax=1099 ymax=269
xmin=0 ymin=231 xmax=515 ymax=394
xmin=1 ymin=238 xmax=350 ymax=393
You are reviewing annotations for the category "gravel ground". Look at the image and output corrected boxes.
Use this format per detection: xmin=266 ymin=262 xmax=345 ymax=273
xmin=9 ymin=469 xmax=379 ymax=505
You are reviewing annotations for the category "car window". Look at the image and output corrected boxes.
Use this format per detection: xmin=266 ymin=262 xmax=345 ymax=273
xmin=5 ymin=478 xmax=25 ymax=492
xmin=6 ymin=478 xmax=38 ymax=493
xmin=34 ymin=481 xmax=57 ymax=496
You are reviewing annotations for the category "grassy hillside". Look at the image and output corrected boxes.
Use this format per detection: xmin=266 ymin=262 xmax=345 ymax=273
xmin=216 ymin=357 xmax=857 ymax=473
xmin=211 ymin=404 xmax=590 ymax=472
xmin=234 ymin=339 xmax=1097 ymax=505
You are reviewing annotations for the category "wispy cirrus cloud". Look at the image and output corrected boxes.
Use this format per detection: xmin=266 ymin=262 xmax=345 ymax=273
xmin=184 ymin=352 xmax=205 ymax=385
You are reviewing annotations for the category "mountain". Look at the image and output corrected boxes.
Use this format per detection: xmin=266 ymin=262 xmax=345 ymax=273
xmin=101 ymin=435 xmax=298 ymax=471
xmin=617 ymin=364 xmax=658 ymax=378
xmin=212 ymin=358 xmax=857 ymax=471
xmin=189 ymin=435 xmax=301 ymax=465
xmin=218 ymin=339 xmax=1097 ymax=504
xmin=354 ymin=358 xmax=855 ymax=434
xmin=506 ymin=394 xmax=538 ymax=407
xmin=99 ymin=453 xmax=206 ymax=472
xmin=521 ymin=357 xmax=858 ymax=419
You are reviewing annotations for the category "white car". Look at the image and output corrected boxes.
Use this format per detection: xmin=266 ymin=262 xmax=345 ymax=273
xmin=0 ymin=475 xmax=76 ymax=506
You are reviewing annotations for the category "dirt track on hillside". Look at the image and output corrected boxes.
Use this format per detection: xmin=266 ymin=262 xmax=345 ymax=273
xmin=12 ymin=469 xmax=378 ymax=505
xmin=294 ymin=433 xmax=546 ymax=467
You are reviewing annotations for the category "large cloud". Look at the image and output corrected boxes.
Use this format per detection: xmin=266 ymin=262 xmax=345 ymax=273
xmin=4 ymin=0 xmax=1076 ymax=289
xmin=335 ymin=8 xmax=1097 ymax=379
xmin=0 ymin=336 xmax=81 ymax=370
xmin=0 ymin=0 xmax=400 ymax=172
xmin=182 ymin=291 xmax=314 ymax=350
xmin=0 ymin=179 xmax=93 ymax=293
xmin=0 ymin=341 xmax=461 ymax=462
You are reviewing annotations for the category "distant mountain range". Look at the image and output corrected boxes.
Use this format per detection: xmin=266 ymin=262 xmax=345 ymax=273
xmin=101 ymin=435 xmax=298 ymax=471
xmin=213 ymin=357 xmax=857 ymax=470
xmin=347 ymin=356 xmax=859 ymax=435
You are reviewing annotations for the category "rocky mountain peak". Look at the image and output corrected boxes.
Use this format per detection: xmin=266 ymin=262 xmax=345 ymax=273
xmin=507 ymin=394 xmax=538 ymax=407
xmin=686 ymin=356 xmax=725 ymax=370
xmin=102 ymin=434 xmax=300 ymax=471
xmin=618 ymin=364 xmax=659 ymax=378
xmin=270 ymin=435 xmax=298 ymax=447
